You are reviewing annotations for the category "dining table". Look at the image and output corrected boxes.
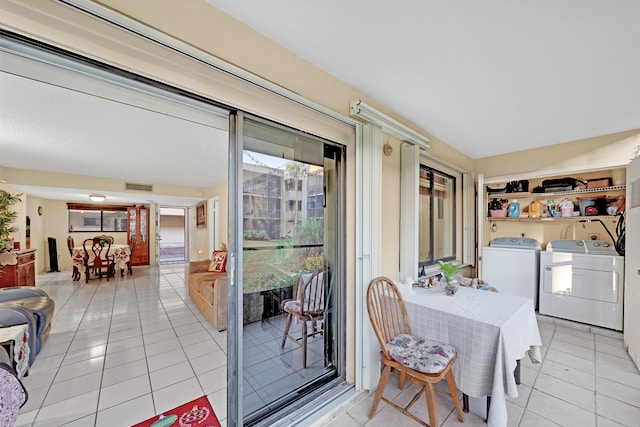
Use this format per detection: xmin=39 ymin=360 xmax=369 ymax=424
xmin=397 ymin=283 xmax=541 ymax=427
xmin=71 ymin=244 xmax=132 ymax=278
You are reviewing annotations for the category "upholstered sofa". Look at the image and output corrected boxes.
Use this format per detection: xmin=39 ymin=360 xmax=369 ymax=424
xmin=188 ymin=260 xmax=227 ymax=331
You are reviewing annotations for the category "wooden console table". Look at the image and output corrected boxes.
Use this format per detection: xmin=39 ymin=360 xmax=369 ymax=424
xmin=0 ymin=249 xmax=36 ymax=288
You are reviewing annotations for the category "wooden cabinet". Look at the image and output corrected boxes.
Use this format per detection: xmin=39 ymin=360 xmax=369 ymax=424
xmin=127 ymin=206 xmax=149 ymax=266
xmin=0 ymin=249 xmax=36 ymax=288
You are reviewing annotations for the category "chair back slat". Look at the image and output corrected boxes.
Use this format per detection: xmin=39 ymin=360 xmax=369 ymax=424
xmin=366 ymin=277 xmax=411 ymax=358
xmin=66 ymin=236 xmax=75 ymax=256
xmin=300 ymin=269 xmax=324 ymax=315
xmin=83 ymin=237 xmax=111 ymax=267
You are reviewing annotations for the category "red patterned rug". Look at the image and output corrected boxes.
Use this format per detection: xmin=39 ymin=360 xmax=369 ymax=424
xmin=132 ymin=395 xmax=221 ymax=427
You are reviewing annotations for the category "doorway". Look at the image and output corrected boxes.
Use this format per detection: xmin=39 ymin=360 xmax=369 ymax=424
xmin=158 ymin=206 xmax=187 ymax=263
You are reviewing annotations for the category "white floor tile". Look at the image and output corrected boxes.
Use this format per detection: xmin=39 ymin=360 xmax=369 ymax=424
xmin=147 ymin=347 xmax=188 ymax=372
xmin=101 ymin=357 xmax=149 ymax=387
xmin=207 ymin=388 xmax=227 ymax=425
xmin=596 ymin=376 xmax=640 ymax=408
xmin=55 ymin=356 xmax=105 ymax=382
xmin=149 ymin=360 xmax=195 ymax=390
xmin=534 ymin=373 xmax=595 ymax=411
xmin=189 ymin=349 xmax=226 ymax=375
xmin=96 ymin=393 xmax=156 ymax=427
xmin=596 ymin=393 xmax=640 ymax=426
xmin=544 ymin=348 xmax=595 ymax=374
xmin=61 ymin=343 xmax=107 ymax=366
xmin=98 ymin=373 xmax=152 ymax=411
xmin=103 ymin=345 xmax=146 ymax=369
xmin=44 ymin=371 xmax=102 ymax=406
xmin=523 ymin=389 xmax=595 ymax=427
xmin=198 ymin=365 xmax=227 ymax=395
xmin=152 ymin=377 xmax=204 ymax=415
xmin=34 ymin=390 xmax=99 ymax=427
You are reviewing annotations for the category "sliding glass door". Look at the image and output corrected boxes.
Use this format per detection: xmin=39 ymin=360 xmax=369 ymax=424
xmin=229 ymin=113 xmax=345 ymax=425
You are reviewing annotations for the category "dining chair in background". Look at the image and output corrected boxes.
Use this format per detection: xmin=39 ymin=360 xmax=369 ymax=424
xmin=280 ymin=269 xmax=325 ymax=368
xmin=366 ymin=276 xmax=465 ymax=427
xmin=82 ymin=237 xmax=113 ymax=283
xmin=66 ymin=236 xmax=81 ymax=281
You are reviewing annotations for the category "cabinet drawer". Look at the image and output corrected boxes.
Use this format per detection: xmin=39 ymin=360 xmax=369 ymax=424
xmin=17 ymin=252 xmax=35 ymax=264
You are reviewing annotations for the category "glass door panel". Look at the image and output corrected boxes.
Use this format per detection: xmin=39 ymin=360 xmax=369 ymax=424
xmin=240 ymin=116 xmax=342 ymax=424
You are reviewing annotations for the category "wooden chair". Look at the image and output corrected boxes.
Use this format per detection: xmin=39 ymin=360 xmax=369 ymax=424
xmin=67 ymin=236 xmax=80 ymax=281
xmin=82 ymin=237 xmax=113 ymax=283
xmin=366 ymin=276 xmax=464 ymax=427
xmin=280 ymin=269 xmax=324 ymax=368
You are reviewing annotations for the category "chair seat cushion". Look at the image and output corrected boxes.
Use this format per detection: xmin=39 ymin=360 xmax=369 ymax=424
xmin=283 ymin=299 xmax=322 ymax=316
xmin=386 ymin=333 xmax=456 ymax=374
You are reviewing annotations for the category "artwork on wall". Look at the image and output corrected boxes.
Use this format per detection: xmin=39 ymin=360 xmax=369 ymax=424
xmin=196 ymin=201 xmax=207 ymax=228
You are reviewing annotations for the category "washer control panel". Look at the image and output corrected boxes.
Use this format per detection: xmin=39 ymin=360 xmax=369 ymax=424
xmin=546 ymin=239 xmax=617 ymax=255
xmin=489 ymin=237 xmax=540 ymax=249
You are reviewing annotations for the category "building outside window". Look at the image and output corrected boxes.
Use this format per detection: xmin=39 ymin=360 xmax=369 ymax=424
xmin=418 ymin=164 xmax=456 ymax=267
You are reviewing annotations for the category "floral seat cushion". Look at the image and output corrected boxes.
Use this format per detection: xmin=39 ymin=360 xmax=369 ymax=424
xmin=386 ymin=334 xmax=456 ymax=374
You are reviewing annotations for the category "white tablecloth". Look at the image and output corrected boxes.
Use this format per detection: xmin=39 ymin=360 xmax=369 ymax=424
xmin=399 ymin=285 xmax=541 ymax=427
xmin=71 ymin=244 xmax=131 ymax=271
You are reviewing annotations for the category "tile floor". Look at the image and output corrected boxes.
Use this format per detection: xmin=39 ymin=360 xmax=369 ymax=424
xmin=13 ymin=263 xmax=325 ymax=427
xmin=325 ymin=316 xmax=640 ymax=427
xmin=15 ymin=264 xmax=228 ymax=427
xmin=12 ymin=265 xmax=640 ymax=426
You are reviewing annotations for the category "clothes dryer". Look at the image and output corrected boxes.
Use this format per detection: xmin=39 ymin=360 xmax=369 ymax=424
xmin=481 ymin=237 xmax=541 ymax=308
xmin=539 ymin=240 xmax=624 ymax=330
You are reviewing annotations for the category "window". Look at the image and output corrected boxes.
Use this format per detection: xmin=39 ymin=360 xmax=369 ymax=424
xmin=418 ymin=164 xmax=456 ymax=267
xmin=68 ymin=204 xmax=128 ymax=232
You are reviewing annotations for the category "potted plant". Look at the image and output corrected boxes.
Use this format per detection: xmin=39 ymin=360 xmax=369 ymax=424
xmin=0 ymin=191 xmax=22 ymax=268
xmin=437 ymin=260 xmax=461 ymax=295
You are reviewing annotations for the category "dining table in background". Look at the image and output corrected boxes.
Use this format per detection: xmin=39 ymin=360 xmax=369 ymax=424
xmin=397 ymin=284 xmax=541 ymax=427
xmin=71 ymin=244 xmax=132 ymax=279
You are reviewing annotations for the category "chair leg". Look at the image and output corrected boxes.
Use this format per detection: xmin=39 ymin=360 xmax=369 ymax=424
xmin=446 ymin=370 xmax=465 ymax=422
xmin=425 ymin=383 xmax=439 ymax=427
xmin=85 ymin=266 xmax=90 ymax=283
xmin=398 ymin=371 xmax=407 ymax=389
xmin=369 ymin=364 xmax=392 ymax=417
xmin=302 ymin=319 xmax=308 ymax=368
xmin=281 ymin=313 xmax=293 ymax=348
xmin=127 ymin=261 xmax=132 ymax=275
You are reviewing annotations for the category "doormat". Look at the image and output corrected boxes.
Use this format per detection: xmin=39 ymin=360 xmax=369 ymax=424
xmin=132 ymin=395 xmax=221 ymax=427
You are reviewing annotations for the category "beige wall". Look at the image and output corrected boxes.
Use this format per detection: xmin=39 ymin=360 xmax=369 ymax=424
xmin=380 ymin=135 xmax=402 ymax=279
xmin=475 ymin=129 xmax=640 ymax=178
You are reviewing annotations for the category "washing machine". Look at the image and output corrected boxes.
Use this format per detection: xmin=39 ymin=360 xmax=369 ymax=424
xmin=481 ymin=237 xmax=541 ymax=307
xmin=539 ymin=240 xmax=624 ymax=330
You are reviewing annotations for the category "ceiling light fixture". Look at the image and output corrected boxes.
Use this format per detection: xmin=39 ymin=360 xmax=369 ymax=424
xmin=349 ymin=100 xmax=430 ymax=149
xmin=89 ymin=194 xmax=106 ymax=202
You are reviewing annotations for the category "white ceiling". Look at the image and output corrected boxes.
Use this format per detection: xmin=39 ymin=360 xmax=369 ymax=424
xmin=207 ymin=0 xmax=640 ymax=158
xmin=3 ymin=2 xmax=640 ymax=205
xmin=0 ymin=67 xmax=229 ymax=206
